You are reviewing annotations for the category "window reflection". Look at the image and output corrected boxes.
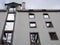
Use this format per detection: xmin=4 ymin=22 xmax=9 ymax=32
xmin=5 ymin=22 xmax=14 ymax=30
xmin=7 ymin=14 xmax=15 ymax=20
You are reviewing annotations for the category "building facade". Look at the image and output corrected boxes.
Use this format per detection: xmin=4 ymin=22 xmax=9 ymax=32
xmin=0 ymin=2 xmax=60 ymax=45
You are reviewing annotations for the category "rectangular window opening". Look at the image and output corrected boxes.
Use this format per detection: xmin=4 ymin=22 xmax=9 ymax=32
xmin=29 ymin=22 xmax=37 ymax=28
xmin=9 ymin=8 xmax=16 ymax=12
xmin=29 ymin=13 xmax=35 ymax=19
xmin=2 ymin=32 xmax=13 ymax=44
xmin=46 ymin=22 xmax=53 ymax=28
xmin=5 ymin=22 xmax=14 ymax=31
xmin=43 ymin=13 xmax=49 ymax=19
xmin=30 ymin=32 xmax=40 ymax=45
xmin=49 ymin=32 xmax=59 ymax=40
xmin=7 ymin=13 xmax=15 ymax=21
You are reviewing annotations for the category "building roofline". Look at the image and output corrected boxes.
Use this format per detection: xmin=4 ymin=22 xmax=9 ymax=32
xmin=17 ymin=9 xmax=60 ymax=12
xmin=0 ymin=9 xmax=60 ymax=12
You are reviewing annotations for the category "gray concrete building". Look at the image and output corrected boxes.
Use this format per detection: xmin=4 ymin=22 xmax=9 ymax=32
xmin=0 ymin=2 xmax=60 ymax=45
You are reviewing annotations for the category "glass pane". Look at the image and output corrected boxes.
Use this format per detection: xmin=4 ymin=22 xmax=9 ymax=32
xmin=29 ymin=15 xmax=35 ymax=19
xmin=9 ymin=8 xmax=16 ymax=12
xmin=7 ymin=33 xmax=12 ymax=43
xmin=3 ymin=33 xmax=8 ymax=41
xmin=9 ymin=8 xmax=13 ymax=12
xmin=5 ymin=22 xmax=14 ymax=30
xmin=3 ymin=36 xmax=6 ymax=40
xmin=44 ymin=15 xmax=49 ymax=18
xmin=46 ymin=23 xmax=50 ymax=27
xmin=30 ymin=22 xmax=36 ymax=28
xmin=14 ymin=8 xmax=16 ymax=11
xmin=30 ymin=23 xmax=36 ymax=27
xmin=46 ymin=22 xmax=53 ymax=28
xmin=7 ymin=14 xmax=15 ymax=20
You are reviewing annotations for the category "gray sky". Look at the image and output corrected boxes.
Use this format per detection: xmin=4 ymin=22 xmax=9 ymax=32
xmin=0 ymin=0 xmax=60 ymax=9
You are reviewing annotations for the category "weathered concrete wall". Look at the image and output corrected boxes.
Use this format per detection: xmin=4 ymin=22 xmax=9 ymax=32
xmin=13 ymin=12 xmax=60 ymax=45
xmin=0 ymin=12 xmax=7 ymax=38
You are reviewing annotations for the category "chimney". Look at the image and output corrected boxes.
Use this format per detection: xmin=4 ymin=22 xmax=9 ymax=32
xmin=22 ymin=2 xmax=25 ymax=10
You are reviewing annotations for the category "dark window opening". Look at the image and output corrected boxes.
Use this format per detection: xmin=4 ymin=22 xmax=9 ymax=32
xmin=43 ymin=13 xmax=49 ymax=18
xmin=5 ymin=22 xmax=14 ymax=31
xmin=29 ymin=13 xmax=35 ymax=19
xmin=29 ymin=22 xmax=37 ymax=28
xmin=49 ymin=32 xmax=59 ymax=40
xmin=9 ymin=8 xmax=16 ymax=12
xmin=46 ymin=22 xmax=53 ymax=28
xmin=30 ymin=32 xmax=40 ymax=45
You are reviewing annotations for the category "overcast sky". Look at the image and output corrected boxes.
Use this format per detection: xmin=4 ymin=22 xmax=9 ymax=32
xmin=0 ymin=0 xmax=60 ymax=9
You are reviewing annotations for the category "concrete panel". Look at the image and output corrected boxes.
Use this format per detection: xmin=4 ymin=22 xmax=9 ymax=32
xmin=13 ymin=12 xmax=60 ymax=45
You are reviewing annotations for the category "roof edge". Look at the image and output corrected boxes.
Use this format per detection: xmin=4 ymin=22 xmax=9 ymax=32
xmin=0 ymin=9 xmax=60 ymax=12
xmin=17 ymin=9 xmax=60 ymax=12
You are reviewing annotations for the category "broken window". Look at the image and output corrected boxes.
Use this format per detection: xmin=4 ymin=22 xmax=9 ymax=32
xmin=30 ymin=32 xmax=40 ymax=44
